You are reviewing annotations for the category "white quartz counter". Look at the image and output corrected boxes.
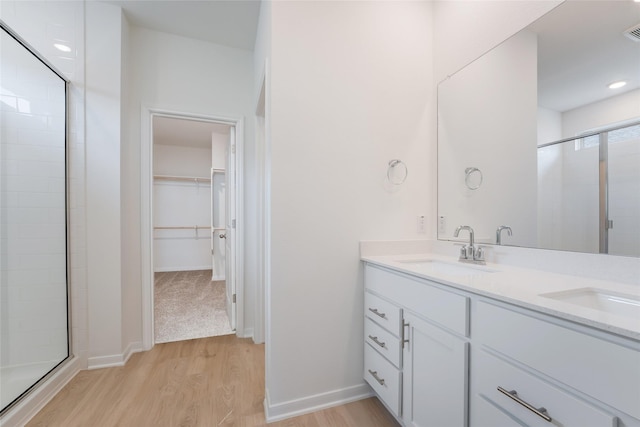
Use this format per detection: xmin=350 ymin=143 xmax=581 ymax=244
xmin=362 ymin=252 xmax=640 ymax=341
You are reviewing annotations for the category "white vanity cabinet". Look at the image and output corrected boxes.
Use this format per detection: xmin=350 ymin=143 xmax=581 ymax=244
xmin=470 ymin=300 xmax=640 ymax=427
xmin=363 ymin=261 xmax=640 ymax=427
xmin=402 ymin=311 xmax=468 ymax=427
xmin=364 ymin=263 xmax=469 ymax=426
xmin=364 ymin=291 xmax=403 ymax=416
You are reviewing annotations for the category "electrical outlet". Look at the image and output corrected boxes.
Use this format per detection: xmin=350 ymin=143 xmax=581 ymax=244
xmin=417 ymin=215 xmax=426 ymax=234
xmin=438 ymin=216 xmax=446 ymax=234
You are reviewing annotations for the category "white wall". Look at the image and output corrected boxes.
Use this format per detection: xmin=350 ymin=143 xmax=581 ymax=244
xmin=153 ymin=145 xmax=213 ymax=272
xmin=126 ymin=26 xmax=255 ymax=336
xmin=252 ymin=0 xmax=271 ymax=346
xmin=433 ymin=0 xmax=561 ymax=84
xmin=120 ymin=7 xmax=139 ymax=358
xmin=562 ymin=89 xmax=640 ymax=139
xmin=85 ymin=1 xmax=125 ymax=366
xmin=264 ymin=1 xmax=433 ymax=419
xmin=438 ymin=30 xmax=538 ymax=246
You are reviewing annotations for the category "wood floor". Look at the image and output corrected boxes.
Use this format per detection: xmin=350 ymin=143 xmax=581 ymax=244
xmin=27 ymin=335 xmax=399 ymax=427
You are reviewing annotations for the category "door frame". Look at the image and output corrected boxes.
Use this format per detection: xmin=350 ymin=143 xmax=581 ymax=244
xmin=140 ymin=106 xmax=245 ymax=350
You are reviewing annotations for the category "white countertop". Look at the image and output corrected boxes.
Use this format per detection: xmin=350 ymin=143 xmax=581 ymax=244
xmin=362 ymin=252 xmax=640 ymax=341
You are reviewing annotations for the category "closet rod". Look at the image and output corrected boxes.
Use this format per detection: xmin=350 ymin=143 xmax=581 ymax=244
xmin=153 ymin=175 xmax=211 ymax=183
xmin=154 ymin=225 xmax=210 ymax=230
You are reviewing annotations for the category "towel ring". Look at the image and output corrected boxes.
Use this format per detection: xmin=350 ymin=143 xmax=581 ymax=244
xmin=387 ymin=160 xmax=408 ymax=185
xmin=465 ymin=167 xmax=483 ymax=190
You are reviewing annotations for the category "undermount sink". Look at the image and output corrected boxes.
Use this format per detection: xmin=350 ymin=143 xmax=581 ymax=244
xmin=395 ymin=259 xmax=496 ymax=276
xmin=541 ymin=288 xmax=640 ymax=318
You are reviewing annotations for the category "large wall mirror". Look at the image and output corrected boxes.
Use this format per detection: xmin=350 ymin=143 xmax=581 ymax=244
xmin=438 ymin=1 xmax=640 ymax=257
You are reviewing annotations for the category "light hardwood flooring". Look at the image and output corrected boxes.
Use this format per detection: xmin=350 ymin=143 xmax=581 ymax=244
xmin=27 ymin=335 xmax=399 ymax=427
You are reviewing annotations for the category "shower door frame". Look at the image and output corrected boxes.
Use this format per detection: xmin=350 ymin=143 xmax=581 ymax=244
xmin=0 ymin=19 xmax=72 ymax=416
xmin=539 ymin=119 xmax=640 ymax=254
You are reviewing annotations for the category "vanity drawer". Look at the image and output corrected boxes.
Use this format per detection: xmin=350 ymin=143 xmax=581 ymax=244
xmin=475 ymin=301 xmax=640 ymax=420
xmin=365 ymin=291 xmax=402 ymax=337
xmin=364 ymin=317 xmax=402 ymax=368
xmin=365 ymin=264 xmax=468 ymax=336
xmin=364 ymin=343 xmax=402 ymax=417
xmin=472 ymin=349 xmax=617 ymax=427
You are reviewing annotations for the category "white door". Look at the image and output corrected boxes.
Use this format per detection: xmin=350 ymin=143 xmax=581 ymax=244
xmin=225 ymin=127 xmax=236 ymax=330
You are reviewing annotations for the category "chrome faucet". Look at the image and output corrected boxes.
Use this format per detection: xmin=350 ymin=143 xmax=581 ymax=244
xmin=496 ymin=226 xmax=512 ymax=245
xmin=454 ymin=225 xmax=485 ymax=264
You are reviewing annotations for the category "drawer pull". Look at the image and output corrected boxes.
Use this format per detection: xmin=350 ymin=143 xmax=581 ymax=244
xmin=368 ymin=335 xmax=386 ymax=348
xmin=368 ymin=308 xmax=386 ymax=319
xmin=497 ymin=386 xmax=552 ymax=422
xmin=368 ymin=369 xmax=385 ymax=386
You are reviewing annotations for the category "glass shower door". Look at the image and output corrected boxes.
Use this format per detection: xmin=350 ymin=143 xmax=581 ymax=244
xmin=606 ymin=123 xmax=640 ymax=257
xmin=0 ymin=24 xmax=69 ymax=414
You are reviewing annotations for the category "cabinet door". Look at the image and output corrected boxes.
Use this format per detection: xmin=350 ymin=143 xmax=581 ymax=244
xmin=403 ymin=312 xmax=468 ymax=427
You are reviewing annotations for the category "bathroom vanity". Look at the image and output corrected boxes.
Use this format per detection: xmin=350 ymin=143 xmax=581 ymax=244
xmin=362 ymin=255 xmax=640 ymax=427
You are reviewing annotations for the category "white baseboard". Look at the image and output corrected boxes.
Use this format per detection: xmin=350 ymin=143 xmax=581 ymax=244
xmin=238 ymin=327 xmax=253 ymax=340
xmin=264 ymin=383 xmax=373 ymax=423
xmin=1 ymin=357 xmax=81 ymax=427
xmin=87 ymin=341 xmax=143 ymax=370
xmin=154 ymin=266 xmax=212 ymax=273
xmin=123 ymin=341 xmax=144 ymax=364
xmin=211 ymin=275 xmax=225 ymax=281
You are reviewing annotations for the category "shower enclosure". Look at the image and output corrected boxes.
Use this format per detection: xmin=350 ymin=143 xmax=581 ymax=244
xmin=0 ymin=22 xmax=70 ymax=414
xmin=537 ymin=121 xmax=640 ymax=257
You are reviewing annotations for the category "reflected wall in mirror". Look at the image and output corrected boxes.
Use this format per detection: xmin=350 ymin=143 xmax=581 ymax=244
xmin=438 ymin=1 xmax=640 ymax=257
xmin=0 ymin=24 xmax=69 ymax=413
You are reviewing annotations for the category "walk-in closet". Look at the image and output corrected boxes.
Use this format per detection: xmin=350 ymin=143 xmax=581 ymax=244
xmin=152 ymin=116 xmax=234 ymax=343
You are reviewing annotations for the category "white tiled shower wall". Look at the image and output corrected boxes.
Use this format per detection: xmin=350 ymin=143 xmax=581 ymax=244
xmin=1 ymin=30 xmax=67 ymax=368
xmin=0 ymin=0 xmax=88 ymax=367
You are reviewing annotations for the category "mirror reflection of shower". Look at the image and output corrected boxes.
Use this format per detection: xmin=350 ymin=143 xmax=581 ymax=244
xmin=0 ymin=23 xmax=70 ymax=414
xmin=537 ymin=122 xmax=640 ymax=257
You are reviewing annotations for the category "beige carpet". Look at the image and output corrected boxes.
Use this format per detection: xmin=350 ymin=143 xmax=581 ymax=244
xmin=154 ymin=270 xmax=234 ymax=343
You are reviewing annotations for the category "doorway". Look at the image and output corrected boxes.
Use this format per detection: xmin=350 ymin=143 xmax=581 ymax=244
xmin=141 ymin=110 xmax=244 ymax=348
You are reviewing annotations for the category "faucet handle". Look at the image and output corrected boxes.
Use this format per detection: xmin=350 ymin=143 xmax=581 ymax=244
xmin=474 ymin=246 xmax=485 ymax=263
xmin=459 ymin=245 xmax=468 ymax=260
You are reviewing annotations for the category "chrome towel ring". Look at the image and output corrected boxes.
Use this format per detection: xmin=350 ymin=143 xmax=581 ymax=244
xmin=465 ymin=167 xmax=483 ymax=190
xmin=387 ymin=159 xmax=408 ymax=185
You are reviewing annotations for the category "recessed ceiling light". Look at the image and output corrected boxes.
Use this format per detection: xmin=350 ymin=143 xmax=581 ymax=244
xmin=54 ymin=43 xmax=71 ymax=53
xmin=608 ymin=81 xmax=627 ymax=89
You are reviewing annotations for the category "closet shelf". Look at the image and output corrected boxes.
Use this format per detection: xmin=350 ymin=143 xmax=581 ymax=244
xmin=153 ymin=175 xmax=211 ymax=183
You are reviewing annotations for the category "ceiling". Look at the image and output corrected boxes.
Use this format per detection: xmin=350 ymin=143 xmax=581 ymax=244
xmin=105 ymin=0 xmax=261 ymax=51
xmin=153 ymin=116 xmax=230 ymax=149
xmin=107 ymin=1 xmax=257 ymax=148
xmin=531 ymin=1 xmax=640 ymax=113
